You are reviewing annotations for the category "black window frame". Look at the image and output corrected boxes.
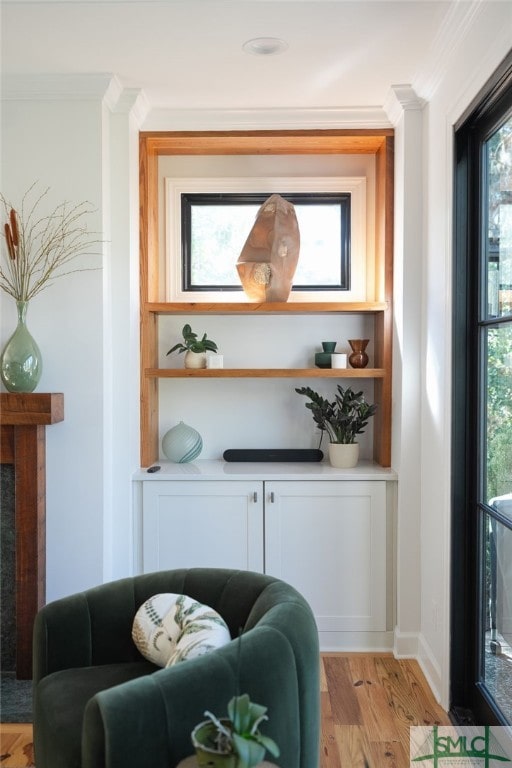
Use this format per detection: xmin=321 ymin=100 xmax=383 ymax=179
xmin=180 ymin=191 xmax=351 ymax=293
xmin=451 ymin=48 xmax=512 ymax=727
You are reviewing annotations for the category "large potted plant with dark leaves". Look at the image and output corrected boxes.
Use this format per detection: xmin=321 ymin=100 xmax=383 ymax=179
xmin=295 ymin=384 xmax=377 ymax=468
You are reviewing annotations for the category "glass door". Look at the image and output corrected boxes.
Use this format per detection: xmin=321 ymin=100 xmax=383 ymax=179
xmin=451 ymin=53 xmax=512 ymax=726
xmin=479 ymin=117 xmax=512 ymax=722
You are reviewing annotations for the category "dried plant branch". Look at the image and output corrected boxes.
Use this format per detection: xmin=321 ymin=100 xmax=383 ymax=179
xmin=0 ymin=182 xmax=103 ymax=302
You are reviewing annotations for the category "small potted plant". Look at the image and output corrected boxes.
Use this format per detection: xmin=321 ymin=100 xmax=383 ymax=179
xmin=295 ymin=384 xmax=377 ymax=468
xmin=166 ymin=323 xmax=218 ymax=369
xmin=191 ymin=693 xmax=280 ymax=768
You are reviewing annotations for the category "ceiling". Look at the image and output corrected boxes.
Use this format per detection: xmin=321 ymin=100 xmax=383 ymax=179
xmin=0 ymin=1 xmax=487 ymax=112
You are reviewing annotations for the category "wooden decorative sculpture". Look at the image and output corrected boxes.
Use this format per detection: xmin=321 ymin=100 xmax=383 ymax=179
xmin=236 ymin=194 xmax=300 ymax=302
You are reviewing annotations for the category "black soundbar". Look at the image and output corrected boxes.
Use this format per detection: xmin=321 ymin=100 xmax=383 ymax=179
xmin=223 ymin=449 xmax=323 ymax=462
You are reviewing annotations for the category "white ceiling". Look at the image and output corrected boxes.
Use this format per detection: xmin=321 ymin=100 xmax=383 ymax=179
xmin=0 ymin=1 xmax=492 ymax=111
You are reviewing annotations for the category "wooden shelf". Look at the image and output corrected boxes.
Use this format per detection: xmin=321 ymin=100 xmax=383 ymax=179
xmin=139 ymin=130 xmax=394 ymax=468
xmin=147 ymin=302 xmax=388 ymax=315
xmin=146 ymin=368 xmax=386 ymax=379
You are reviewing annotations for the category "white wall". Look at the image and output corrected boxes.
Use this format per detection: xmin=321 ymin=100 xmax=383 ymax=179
xmin=1 ymin=77 xmax=143 ymax=600
xmin=414 ymin=3 xmax=512 ymax=707
xmin=1 ymin=94 xmax=105 ymax=601
xmin=101 ymin=86 xmax=146 ymax=582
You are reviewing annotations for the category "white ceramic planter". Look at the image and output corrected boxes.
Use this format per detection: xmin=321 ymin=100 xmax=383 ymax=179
xmin=328 ymin=442 xmax=359 ymax=468
xmin=184 ymin=351 xmax=207 ymax=369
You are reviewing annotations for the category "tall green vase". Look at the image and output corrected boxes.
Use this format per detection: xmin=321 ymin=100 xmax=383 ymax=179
xmin=1 ymin=300 xmax=42 ymax=393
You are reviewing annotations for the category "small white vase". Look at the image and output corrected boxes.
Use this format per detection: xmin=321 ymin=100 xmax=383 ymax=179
xmin=328 ymin=442 xmax=359 ymax=468
xmin=184 ymin=350 xmax=206 ymax=369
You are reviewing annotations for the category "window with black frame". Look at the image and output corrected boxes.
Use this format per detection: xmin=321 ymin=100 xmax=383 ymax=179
xmin=180 ymin=192 xmax=351 ymax=293
xmin=452 ymin=52 xmax=512 ymax=727
xmin=479 ymin=113 xmax=512 ymax=724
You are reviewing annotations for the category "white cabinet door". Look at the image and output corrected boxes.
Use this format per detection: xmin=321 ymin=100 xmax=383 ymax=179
xmin=264 ymin=480 xmax=388 ymax=641
xmin=142 ymin=481 xmax=264 ymax=573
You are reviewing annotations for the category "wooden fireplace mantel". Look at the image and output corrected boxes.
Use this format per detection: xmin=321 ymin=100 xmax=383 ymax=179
xmin=0 ymin=392 xmax=64 ymax=678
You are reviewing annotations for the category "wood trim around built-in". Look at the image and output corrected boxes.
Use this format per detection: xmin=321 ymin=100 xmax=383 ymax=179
xmin=139 ymin=135 xmax=160 ymax=467
xmin=139 ymin=130 xmax=393 ymax=157
xmin=373 ymin=136 xmax=394 ymax=467
xmin=139 ymin=130 xmax=394 ymax=467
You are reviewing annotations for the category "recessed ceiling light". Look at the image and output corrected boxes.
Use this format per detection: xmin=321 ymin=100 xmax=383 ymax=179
xmin=242 ymin=37 xmax=289 ymax=56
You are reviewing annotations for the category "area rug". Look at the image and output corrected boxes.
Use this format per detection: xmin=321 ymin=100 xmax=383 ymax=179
xmin=0 ymin=674 xmax=32 ymax=723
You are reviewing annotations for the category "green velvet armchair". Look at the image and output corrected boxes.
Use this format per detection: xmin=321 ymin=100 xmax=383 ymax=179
xmin=33 ymin=568 xmax=320 ymax=768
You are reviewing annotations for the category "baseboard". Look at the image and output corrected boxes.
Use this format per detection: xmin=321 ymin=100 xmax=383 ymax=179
xmin=393 ymin=628 xmax=420 ymax=657
xmin=417 ymin=632 xmax=443 ymax=704
xmin=393 ymin=628 xmax=444 ymax=703
xmin=319 ymin=630 xmax=395 ymax=652
xmin=393 ymin=628 xmax=446 ymax=708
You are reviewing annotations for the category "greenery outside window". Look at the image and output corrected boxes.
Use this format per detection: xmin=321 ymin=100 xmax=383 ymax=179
xmin=181 ymin=192 xmax=350 ymax=292
xmin=451 ymin=52 xmax=512 ymax=726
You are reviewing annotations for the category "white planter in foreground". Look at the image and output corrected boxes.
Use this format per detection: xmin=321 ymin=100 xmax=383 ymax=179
xmin=328 ymin=442 xmax=359 ymax=468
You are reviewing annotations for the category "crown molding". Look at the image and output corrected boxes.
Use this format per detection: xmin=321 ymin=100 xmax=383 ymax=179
xmin=383 ymin=85 xmax=424 ymax=126
xmin=2 ymin=73 xmax=115 ymax=101
xmin=122 ymin=89 xmax=151 ymax=127
xmin=1 ymin=74 xmax=395 ymax=132
xmin=2 ymin=72 xmax=150 ymax=124
xmin=103 ymin=76 xmax=150 ymax=125
xmin=141 ymin=105 xmax=393 ymax=132
xmin=412 ymin=0 xmax=486 ymax=102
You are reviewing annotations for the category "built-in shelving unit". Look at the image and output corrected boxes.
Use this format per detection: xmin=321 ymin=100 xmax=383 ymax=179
xmin=139 ymin=130 xmax=394 ymax=468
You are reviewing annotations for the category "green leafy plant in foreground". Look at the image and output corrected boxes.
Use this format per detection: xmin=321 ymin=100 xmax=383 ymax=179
xmin=201 ymin=693 xmax=280 ymax=768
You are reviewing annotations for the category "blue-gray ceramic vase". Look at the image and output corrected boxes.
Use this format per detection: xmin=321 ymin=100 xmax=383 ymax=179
xmin=162 ymin=421 xmax=203 ymax=463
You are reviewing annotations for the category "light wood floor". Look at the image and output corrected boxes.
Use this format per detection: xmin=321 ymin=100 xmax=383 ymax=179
xmin=0 ymin=653 xmax=449 ymax=768
xmin=0 ymin=723 xmax=34 ymax=768
xmin=320 ymin=653 xmax=450 ymax=767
